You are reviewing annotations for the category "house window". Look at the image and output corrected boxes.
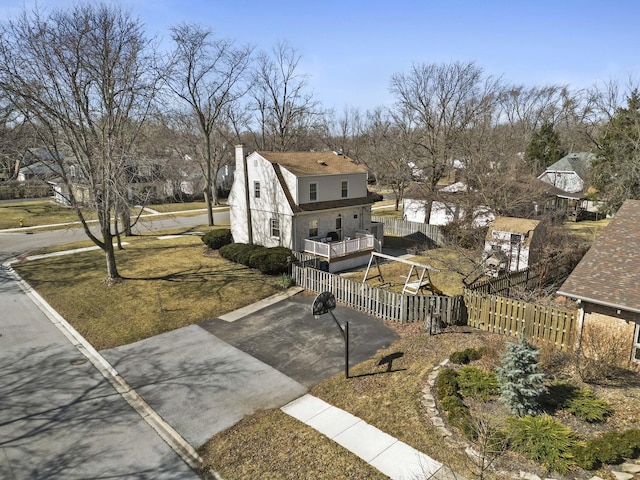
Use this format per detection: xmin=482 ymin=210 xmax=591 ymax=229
xmin=270 ymin=218 xmax=280 ymax=238
xmin=254 ymin=181 xmax=260 ymax=198
xmin=309 ymin=183 xmax=318 ymax=202
xmin=335 ymin=215 xmax=342 ymax=241
xmin=341 ymin=180 xmax=348 ymax=198
xmin=309 ymin=219 xmax=318 ymax=237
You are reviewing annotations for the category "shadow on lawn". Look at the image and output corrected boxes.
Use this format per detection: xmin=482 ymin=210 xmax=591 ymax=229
xmin=122 ymin=262 xmax=254 ymax=283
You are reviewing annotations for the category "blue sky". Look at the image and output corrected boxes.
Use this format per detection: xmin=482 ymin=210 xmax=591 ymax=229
xmin=3 ymin=0 xmax=640 ymax=111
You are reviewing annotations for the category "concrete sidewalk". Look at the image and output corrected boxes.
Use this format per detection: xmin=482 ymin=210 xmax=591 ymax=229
xmin=282 ymin=394 xmax=454 ymax=480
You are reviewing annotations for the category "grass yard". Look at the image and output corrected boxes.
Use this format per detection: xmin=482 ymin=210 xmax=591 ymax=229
xmin=146 ymin=201 xmax=216 ymax=213
xmin=0 ymin=200 xmax=94 ymax=229
xmin=341 ymin=245 xmax=478 ymax=296
xmin=13 ymin=233 xmax=280 ymax=350
xmin=566 ymin=218 xmax=610 ymax=241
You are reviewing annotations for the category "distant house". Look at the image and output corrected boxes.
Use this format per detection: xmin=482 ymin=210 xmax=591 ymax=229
xmin=402 ymin=182 xmax=494 ymax=227
xmin=229 ymin=145 xmax=383 ymax=272
xmin=537 ymin=152 xmax=604 ymax=219
xmin=557 ymin=199 xmax=640 ymax=366
xmin=483 ymin=217 xmax=545 ymax=276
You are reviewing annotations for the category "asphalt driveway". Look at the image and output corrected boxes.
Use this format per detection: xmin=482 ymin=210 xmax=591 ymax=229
xmin=200 ymin=294 xmax=399 ymax=388
xmin=100 ymin=293 xmax=399 ymax=448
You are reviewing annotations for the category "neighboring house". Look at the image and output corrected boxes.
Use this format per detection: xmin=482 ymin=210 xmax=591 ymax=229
xmin=538 ymin=152 xmax=593 ymax=193
xmin=483 ymin=217 xmax=545 ymax=276
xmin=557 ymin=199 xmax=640 ymax=366
xmin=229 ymin=145 xmax=383 ymax=272
xmin=537 ymin=152 xmax=604 ymax=219
xmin=174 ymin=164 xmax=235 ymax=198
xmin=402 ymin=182 xmax=494 ymax=227
xmin=17 ymin=160 xmax=62 ymax=182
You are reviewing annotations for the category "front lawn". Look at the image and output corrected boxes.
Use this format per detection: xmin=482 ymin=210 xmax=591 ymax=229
xmin=0 ymin=200 xmax=94 ymax=229
xmin=13 ymin=233 xmax=280 ymax=349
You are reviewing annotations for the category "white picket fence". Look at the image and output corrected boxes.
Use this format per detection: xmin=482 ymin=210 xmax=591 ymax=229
xmin=292 ymin=264 xmax=462 ymax=325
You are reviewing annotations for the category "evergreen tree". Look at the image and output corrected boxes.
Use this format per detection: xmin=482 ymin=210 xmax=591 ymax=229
xmin=525 ymin=122 xmax=565 ymax=173
xmin=592 ymin=89 xmax=640 ymax=213
xmin=497 ymin=334 xmax=547 ymax=416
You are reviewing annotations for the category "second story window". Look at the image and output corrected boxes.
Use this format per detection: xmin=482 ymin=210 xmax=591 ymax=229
xmin=254 ymin=181 xmax=260 ymax=198
xmin=309 ymin=183 xmax=318 ymax=202
xmin=341 ymin=180 xmax=348 ymax=198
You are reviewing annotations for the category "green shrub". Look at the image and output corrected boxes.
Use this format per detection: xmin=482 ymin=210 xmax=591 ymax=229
xmin=219 ymin=243 xmax=257 ymax=263
xmin=435 ymin=368 xmax=460 ymax=401
xmin=219 ymin=243 xmax=292 ymax=275
xmin=620 ymin=429 xmax=640 ymax=451
xmin=449 ymin=348 xmax=482 ymax=364
xmin=457 ymin=366 xmax=500 ymax=401
xmin=507 ymin=415 xmax=575 ymax=474
xmin=571 ymin=443 xmax=598 ymax=470
xmin=573 ymin=430 xmax=640 ymax=469
xmin=564 ymin=389 xmax=612 ymax=423
xmin=543 ymin=381 xmax=580 ymax=410
xmin=274 ymin=274 xmax=295 ymax=290
xmin=201 ymin=228 xmax=233 ymax=249
xmin=250 ymin=246 xmax=292 ymax=275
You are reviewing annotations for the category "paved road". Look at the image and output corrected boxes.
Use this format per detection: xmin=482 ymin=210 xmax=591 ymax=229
xmin=0 ymin=213 xmax=214 ymax=479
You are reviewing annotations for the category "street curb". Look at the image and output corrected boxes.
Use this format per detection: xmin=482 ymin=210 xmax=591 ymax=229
xmin=218 ymin=286 xmax=305 ymax=322
xmin=3 ymin=259 xmax=215 ymax=478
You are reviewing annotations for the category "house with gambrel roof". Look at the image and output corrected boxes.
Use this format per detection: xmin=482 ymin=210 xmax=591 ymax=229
xmin=558 ymin=199 xmax=640 ymax=366
xmin=229 ymin=145 xmax=383 ymax=272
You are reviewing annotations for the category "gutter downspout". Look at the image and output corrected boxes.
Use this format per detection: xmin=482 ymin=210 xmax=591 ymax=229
xmin=242 ymin=148 xmax=253 ymax=244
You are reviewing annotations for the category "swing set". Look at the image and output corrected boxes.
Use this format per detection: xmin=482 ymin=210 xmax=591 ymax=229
xmin=362 ymin=251 xmax=443 ymax=295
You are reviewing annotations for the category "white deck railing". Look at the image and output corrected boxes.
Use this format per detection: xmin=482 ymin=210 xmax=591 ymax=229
xmin=303 ymin=234 xmax=380 ymax=260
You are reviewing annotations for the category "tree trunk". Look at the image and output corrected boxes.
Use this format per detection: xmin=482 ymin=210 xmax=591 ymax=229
xmin=121 ymin=210 xmax=132 ymax=236
xmin=103 ymin=238 xmax=121 ymax=284
xmin=204 ymin=187 xmax=214 ymax=226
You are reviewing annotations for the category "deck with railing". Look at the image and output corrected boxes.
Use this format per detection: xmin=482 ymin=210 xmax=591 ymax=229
xmin=303 ymin=234 xmax=380 ymax=260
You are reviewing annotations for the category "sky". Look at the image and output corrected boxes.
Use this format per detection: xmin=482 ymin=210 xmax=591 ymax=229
xmin=2 ymin=0 xmax=640 ymax=112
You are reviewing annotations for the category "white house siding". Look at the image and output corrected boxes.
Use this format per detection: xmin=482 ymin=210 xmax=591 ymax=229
xmin=296 ymin=173 xmax=367 ymax=204
xmin=403 ymin=198 xmax=493 ymax=227
xmin=230 ymin=150 xmax=294 ymax=246
xmin=403 ymin=198 xmax=428 ymax=223
xmin=538 ymin=171 xmax=583 ymax=194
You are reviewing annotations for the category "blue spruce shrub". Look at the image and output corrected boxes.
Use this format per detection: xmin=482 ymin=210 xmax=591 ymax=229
xmin=497 ymin=334 xmax=547 ymax=416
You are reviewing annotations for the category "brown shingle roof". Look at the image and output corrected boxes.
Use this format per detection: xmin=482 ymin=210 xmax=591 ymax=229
xmin=557 ymin=199 xmax=640 ymax=313
xmin=258 ymin=151 xmax=366 ymax=176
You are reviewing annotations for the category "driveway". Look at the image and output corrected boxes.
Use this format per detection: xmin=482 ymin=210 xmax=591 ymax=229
xmin=100 ymin=293 xmax=399 ymax=448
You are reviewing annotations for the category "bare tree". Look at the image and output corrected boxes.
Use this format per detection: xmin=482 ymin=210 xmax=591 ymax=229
xmin=167 ymin=23 xmax=252 ymax=225
xmin=362 ymin=107 xmax=413 ymax=210
xmin=251 ymin=41 xmax=325 ymax=151
xmin=390 ymin=61 xmax=502 ymax=220
xmin=0 ymin=4 xmax=160 ymax=283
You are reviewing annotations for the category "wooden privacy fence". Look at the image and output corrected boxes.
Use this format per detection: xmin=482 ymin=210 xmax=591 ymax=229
xmin=463 ymin=289 xmax=577 ymax=351
xmin=372 ymin=216 xmax=444 ymax=246
xmin=467 ymin=253 xmax=577 ymax=296
xmin=292 ymin=264 xmax=463 ymax=325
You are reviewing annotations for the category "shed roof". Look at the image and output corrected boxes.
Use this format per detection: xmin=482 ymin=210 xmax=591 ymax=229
xmin=487 ymin=216 xmax=541 ymax=236
xmin=557 ymin=199 xmax=640 ymax=313
xmin=257 ymin=151 xmax=366 ymax=176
